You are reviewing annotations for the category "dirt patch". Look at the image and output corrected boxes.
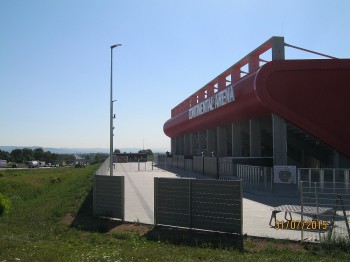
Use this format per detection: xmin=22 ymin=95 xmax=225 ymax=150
xmin=108 ymin=222 xmax=152 ymax=235
xmin=62 ymin=213 xmax=151 ymax=234
xmin=244 ymin=236 xmax=307 ymax=253
xmin=62 ymin=214 xmax=75 ymax=225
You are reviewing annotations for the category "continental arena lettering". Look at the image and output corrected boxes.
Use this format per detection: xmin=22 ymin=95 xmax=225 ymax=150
xmin=188 ymin=85 xmax=235 ymax=120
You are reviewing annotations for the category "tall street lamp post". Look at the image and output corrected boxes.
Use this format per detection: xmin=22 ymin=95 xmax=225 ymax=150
xmin=110 ymin=44 xmax=122 ymax=176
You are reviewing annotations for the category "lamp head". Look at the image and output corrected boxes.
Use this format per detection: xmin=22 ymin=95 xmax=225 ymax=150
xmin=111 ymin=44 xmax=122 ymax=49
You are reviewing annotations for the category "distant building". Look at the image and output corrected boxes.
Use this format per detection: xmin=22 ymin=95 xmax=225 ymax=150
xmin=115 ymin=153 xmax=147 ymax=163
xmin=0 ymin=159 xmax=7 ymax=167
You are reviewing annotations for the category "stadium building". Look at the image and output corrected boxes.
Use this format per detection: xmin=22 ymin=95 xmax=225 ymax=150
xmin=163 ymin=37 xmax=350 ymax=169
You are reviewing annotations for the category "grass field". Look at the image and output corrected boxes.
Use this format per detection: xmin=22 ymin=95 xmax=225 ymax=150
xmin=0 ymin=165 xmax=349 ymax=261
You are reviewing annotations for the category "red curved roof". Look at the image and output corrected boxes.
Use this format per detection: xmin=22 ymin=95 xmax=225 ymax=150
xmin=255 ymin=59 xmax=350 ymax=158
xmin=164 ymin=59 xmax=350 ymax=157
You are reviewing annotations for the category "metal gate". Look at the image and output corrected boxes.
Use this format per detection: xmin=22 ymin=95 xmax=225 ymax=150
xmin=300 ymin=181 xmax=350 ymax=242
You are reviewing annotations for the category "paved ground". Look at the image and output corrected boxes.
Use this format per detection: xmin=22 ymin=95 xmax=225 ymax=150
xmin=113 ymin=162 xmax=340 ymax=242
xmin=115 ymin=162 xmax=210 ymax=225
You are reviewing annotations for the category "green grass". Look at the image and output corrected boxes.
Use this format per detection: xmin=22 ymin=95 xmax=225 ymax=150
xmin=1 ymin=166 xmax=350 ymax=261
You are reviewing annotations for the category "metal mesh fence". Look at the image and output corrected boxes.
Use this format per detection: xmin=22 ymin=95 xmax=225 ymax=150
xmin=300 ymin=181 xmax=350 ymax=242
xmin=115 ymin=161 xmax=157 ymax=172
xmin=298 ymin=168 xmax=350 ymax=192
xmin=235 ymin=164 xmax=273 ymax=193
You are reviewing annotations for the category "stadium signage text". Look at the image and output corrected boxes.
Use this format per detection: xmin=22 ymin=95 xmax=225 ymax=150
xmin=188 ymin=85 xmax=235 ymax=120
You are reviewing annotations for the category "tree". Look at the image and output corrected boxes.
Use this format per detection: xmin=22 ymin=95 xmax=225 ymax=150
xmin=57 ymin=154 xmax=75 ymax=162
xmin=138 ymin=149 xmax=153 ymax=161
xmin=50 ymin=153 xmax=58 ymax=163
xmin=0 ymin=150 xmax=10 ymax=161
xmin=84 ymin=154 xmax=91 ymax=160
xmin=43 ymin=151 xmax=52 ymax=163
xmin=10 ymin=149 xmax=24 ymax=163
xmin=114 ymin=149 xmax=121 ymax=154
xmin=22 ymin=148 xmax=34 ymax=161
xmin=138 ymin=149 xmax=153 ymax=155
xmin=94 ymin=153 xmax=108 ymax=163
xmin=34 ymin=148 xmax=44 ymax=160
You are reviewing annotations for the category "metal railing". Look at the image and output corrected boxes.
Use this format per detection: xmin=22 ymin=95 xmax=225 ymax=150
xmin=95 ymin=156 xmax=111 ymax=176
xmin=153 ymin=154 xmax=171 ymax=170
xmin=298 ymin=168 xmax=350 ymax=193
xmin=235 ymin=164 xmax=273 ymax=193
xmin=184 ymin=159 xmax=193 ymax=171
xmin=115 ymin=161 xmax=156 ymax=172
xmin=300 ymin=181 xmax=350 ymax=242
xmin=170 ymin=36 xmax=337 ymax=119
xmin=171 ymin=36 xmax=285 ymax=118
xmin=155 ymin=155 xmax=274 ymax=193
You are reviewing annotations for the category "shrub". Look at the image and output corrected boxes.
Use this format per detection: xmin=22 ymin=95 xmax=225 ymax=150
xmin=50 ymin=177 xmax=62 ymax=184
xmin=0 ymin=193 xmax=11 ymax=216
xmin=321 ymin=232 xmax=350 ymax=253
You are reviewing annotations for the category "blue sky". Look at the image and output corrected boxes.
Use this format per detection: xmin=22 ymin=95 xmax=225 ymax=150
xmin=1 ymin=0 xmax=349 ymax=151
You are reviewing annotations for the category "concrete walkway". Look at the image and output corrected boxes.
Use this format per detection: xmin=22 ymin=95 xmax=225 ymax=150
xmin=113 ymin=162 xmax=325 ymax=241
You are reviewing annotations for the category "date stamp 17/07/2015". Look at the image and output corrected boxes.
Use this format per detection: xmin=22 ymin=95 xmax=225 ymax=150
xmin=275 ymin=220 xmax=328 ymax=230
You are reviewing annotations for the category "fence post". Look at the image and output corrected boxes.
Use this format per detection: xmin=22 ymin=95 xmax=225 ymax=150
xmin=202 ymin=156 xmax=204 ymax=175
xmin=121 ymin=176 xmax=125 ymax=221
xmin=308 ymin=169 xmax=312 ymax=186
xmin=271 ymin=167 xmax=274 ymax=194
xmin=345 ymin=170 xmax=349 ymax=193
xmin=320 ymin=169 xmax=324 ymax=193
xmin=300 ymin=181 xmax=304 ymax=243
xmin=297 ymin=169 xmax=300 ymax=193
xmin=154 ymin=178 xmax=158 ymax=226
xmin=314 ymin=182 xmax=321 ymax=241
xmin=216 ymin=157 xmax=219 ymax=179
xmin=240 ymin=179 xmax=243 ymax=235
xmin=189 ymin=179 xmax=192 ymax=229
xmin=93 ymin=174 xmax=96 ymax=216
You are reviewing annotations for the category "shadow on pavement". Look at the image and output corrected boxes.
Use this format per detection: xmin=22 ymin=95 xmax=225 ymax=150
xmin=154 ymin=165 xmax=213 ymax=179
xmin=244 ymin=191 xmax=300 ymax=207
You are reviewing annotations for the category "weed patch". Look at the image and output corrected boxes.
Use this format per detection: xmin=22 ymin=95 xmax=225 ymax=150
xmin=321 ymin=232 xmax=350 ymax=253
xmin=0 ymin=193 xmax=11 ymax=216
xmin=49 ymin=177 xmax=62 ymax=184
